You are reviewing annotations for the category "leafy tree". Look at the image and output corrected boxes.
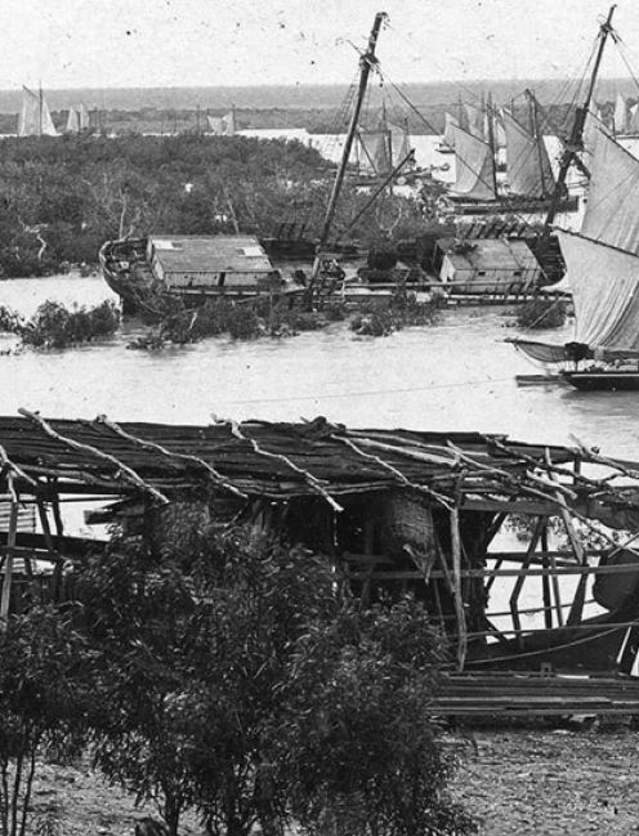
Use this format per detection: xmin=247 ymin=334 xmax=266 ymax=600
xmin=0 ymin=606 xmax=90 ymax=836
xmin=74 ymin=510 xmax=473 ymax=836
xmin=280 ymin=599 xmax=476 ymax=835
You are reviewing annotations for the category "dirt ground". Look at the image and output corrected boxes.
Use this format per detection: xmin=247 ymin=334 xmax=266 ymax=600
xmin=447 ymin=721 xmax=639 ymax=835
xmin=24 ymin=723 xmax=639 ymax=834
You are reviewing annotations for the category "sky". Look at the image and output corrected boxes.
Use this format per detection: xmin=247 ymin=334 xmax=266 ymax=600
xmin=0 ymin=0 xmax=637 ymax=90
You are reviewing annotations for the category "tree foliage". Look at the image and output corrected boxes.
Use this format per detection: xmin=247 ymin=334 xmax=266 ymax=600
xmin=71 ymin=511 xmax=474 ymax=836
xmin=0 ymin=606 xmax=90 ymax=836
xmin=0 ymin=509 xmax=474 ymax=835
xmin=0 ymin=134 xmax=425 ymax=276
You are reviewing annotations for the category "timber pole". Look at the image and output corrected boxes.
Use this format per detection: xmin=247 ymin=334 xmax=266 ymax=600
xmin=306 ymin=12 xmax=387 ymax=305
xmin=318 ymin=12 xmax=387 ymax=247
xmin=542 ymin=4 xmax=616 ymax=236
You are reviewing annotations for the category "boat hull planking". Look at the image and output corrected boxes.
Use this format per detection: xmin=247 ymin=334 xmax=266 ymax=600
xmin=562 ymin=370 xmax=639 ymax=391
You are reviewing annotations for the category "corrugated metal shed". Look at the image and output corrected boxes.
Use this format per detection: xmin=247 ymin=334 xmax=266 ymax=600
xmin=147 ymin=235 xmax=274 ymax=278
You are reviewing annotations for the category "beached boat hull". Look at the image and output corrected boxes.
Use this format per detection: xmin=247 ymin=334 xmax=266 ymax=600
xmin=99 ymin=236 xmax=301 ymax=315
xmin=562 ymin=370 xmax=639 ymax=391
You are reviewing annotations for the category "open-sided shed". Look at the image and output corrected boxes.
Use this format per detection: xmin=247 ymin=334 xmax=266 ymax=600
xmin=2 ymin=410 xmax=639 ymax=712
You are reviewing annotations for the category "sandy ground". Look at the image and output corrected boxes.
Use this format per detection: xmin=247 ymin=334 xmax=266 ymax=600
xmin=22 ymin=724 xmax=639 ymax=835
xmin=447 ymin=722 xmax=639 ymax=835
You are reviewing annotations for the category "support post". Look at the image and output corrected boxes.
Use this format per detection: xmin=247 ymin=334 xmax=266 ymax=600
xmin=450 ymin=507 xmax=467 ymax=671
xmin=509 ymin=516 xmax=545 ymax=643
xmin=545 ymin=449 xmax=586 ymax=625
xmin=541 ymin=522 xmax=553 ymax=629
xmin=0 ymin=487 xmax=19 ymax=625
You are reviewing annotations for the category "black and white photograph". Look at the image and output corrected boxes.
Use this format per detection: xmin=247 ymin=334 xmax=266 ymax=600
xmin=0 ymin=1 xmax=639 ymax=833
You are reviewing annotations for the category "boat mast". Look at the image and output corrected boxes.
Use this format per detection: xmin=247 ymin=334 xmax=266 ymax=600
xmin=526 ymin=88 xmax=549 ymax=197
xmin=542 ymin=4 xmax=616 ymax=235
xmin=316 ymin=11 xmax=387 ymax=248
xmin=486 ymin=91 xmax=498 ymax=196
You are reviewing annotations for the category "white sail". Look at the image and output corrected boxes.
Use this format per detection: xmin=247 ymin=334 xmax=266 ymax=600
xmin=78 ymin=103 xmax=90 ymax=131
xmin=582 ymin=107 xmax=607 ymax=155
xmin=451 ymin=126 xmax=496 ymax=201
xmin=207 ymin=115 xmax=224 ymax=134
xmin=493 ymin=112 xmax=506 ymax=149
xmin=356 ymin=130 xmax=393 ymax=176
xmin=390 ymin=122 xmax=411 ymax=166
xmin=614 ymin=93 xmax=628 ymax=135
xmin=222 ymin=109 xmax=236 ymax=136
xmin=502 ymin=109 xmax=554 ymax=197
xmin=443 ymin=112 xmax=459 ymax=147
xmin=464 ymin=103 xmax=485 ymax=140
xmin=65 ymin=107 xmax=79 ymax=133
xmin=18 ymin=86 xmax=59 ymax=137
xmin=581 ymin=129 xmax=639 ymax=253
xmin=558 ymin=230 xmax=639 ymax=352
xmin=628 ymin=103 xmax=639 ymax=135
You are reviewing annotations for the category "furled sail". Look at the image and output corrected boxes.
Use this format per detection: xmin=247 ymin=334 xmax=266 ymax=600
xmin=18 ymin=86 xmax=59 ymax=137
xmin=356 ymin=129 xmax=393 ymax=176
xmin=450 ymin=126 xmax=496 ymax=200
xmin=502 ymin=109 xmax=554 ymax=197
xmin=443 ymin=112 xmax=459 ymax=147
xmin=580 ymin=129 xmax=639 ymax=253
xmin=65 ymin=107 xmax=79 ymax=134
xmin=465 ymin=103 xmax=485 ymax=140
xmin=614 ymin=93 xmax=628 ymax=135
xmin=558 ymin=229 xmax=639 ymax=352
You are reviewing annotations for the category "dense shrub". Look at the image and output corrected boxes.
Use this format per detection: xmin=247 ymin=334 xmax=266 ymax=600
xmin=0 ymin=300 xmax=119 ymax=348
xmin=516 ymin=298 xmax=568 ymax=329
xmin=19 ymin=300 xmax=120 ymax=348
xmin=70 ymin=516 xmax=474 ymax=836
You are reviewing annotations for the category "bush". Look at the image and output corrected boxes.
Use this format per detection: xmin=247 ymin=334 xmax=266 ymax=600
xmin=17 ymin=300 xmax=120 ymax=348
xmin=0 ymin=607 xmax=90 ymax=836
xmin=72 ymin=516 xmax=474 ymax=836
xmin=516 ymin=298 xmax=568 ymax=329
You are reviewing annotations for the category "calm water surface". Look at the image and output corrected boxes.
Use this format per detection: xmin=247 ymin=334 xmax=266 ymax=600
xmin=1 ymin=273 xmax=638 ymax=460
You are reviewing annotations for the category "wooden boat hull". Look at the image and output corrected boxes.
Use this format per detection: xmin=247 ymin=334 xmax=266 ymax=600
xmin=443 ymin=194 xmax=579 ymax=217
xmin=99 ymin=237 xmax=301 ymax=315
xmin=562 ymin=369 xmax=639 ymax=391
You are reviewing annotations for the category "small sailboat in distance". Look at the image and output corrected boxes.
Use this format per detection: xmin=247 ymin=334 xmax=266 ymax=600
xmin=18 ymin=86 xmax=59 ymax=137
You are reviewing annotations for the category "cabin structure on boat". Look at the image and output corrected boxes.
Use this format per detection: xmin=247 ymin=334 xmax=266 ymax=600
xmin=146 ymin=235 xmax=276 ymax=290
xmin=4 ymin=409 xmax=639 ymax=715
xmin=100 ymin=234 xmax=287 ymax=313
xmin=434 ymin=236 xmax=540 ymax=294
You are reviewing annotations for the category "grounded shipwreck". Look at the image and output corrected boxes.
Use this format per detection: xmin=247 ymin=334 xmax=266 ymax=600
xmin=4 ymin=410 xmax=639 ymax=714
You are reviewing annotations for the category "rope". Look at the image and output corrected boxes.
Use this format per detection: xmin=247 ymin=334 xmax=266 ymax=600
xmin=226 ymin=375 xmax=514 ymax=406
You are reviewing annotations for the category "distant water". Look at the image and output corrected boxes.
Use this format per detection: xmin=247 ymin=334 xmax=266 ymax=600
xmin=0 ymin=78 xmax=637 ymax=114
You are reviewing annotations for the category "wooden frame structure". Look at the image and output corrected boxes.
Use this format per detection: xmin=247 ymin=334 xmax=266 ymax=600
xmin=3 ymin=410 xmax=639 ymax=690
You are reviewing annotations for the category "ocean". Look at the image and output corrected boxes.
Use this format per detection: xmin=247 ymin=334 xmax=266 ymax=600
xmin=0 ymin=77 xmax=637 ymax=114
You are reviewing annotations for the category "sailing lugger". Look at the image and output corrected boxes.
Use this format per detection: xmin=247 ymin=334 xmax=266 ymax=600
xmin=510 ymin=126 xmax=639 ymax=390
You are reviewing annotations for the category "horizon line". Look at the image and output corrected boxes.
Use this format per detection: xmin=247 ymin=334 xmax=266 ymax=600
xmin=2 ymin=76 xmax=638 ymax=94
